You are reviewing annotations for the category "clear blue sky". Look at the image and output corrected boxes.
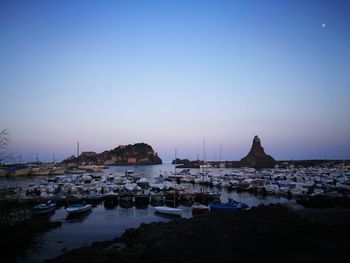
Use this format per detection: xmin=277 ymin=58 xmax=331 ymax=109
xmin=1 ymin=0 xmax=349 ymax=162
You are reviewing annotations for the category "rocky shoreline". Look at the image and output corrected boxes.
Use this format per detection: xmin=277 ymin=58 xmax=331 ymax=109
xmin=0 ymin=203 xmax=61 ymax=262
xmin=46 ymin=204 xmax=350 ymax=263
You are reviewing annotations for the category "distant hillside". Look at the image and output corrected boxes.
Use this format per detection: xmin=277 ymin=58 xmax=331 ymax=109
xmin=63 ymin=143 xmax=162 ymax=165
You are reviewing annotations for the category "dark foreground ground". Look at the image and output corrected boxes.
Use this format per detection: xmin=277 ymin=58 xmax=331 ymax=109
xmin=1 ymin=219 xmax=61 ymax=262
xmin=47 ymin=205 xmax=350 ymax=263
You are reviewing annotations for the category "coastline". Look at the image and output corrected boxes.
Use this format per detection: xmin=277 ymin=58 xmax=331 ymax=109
xmin=46 ymin=204 xmax=350 ymax=263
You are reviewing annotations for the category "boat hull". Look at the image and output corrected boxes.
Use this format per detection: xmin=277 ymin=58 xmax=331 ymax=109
xmin=209 ymin=199 xmax=248 ymax=213
xmin=12 ymin=168 xmax=31 ymax=176
xmin=209 ymin=204 xmax=237 ymax=213
xmin=65 ymin=204 xmax=92 ymax=214
xmin=32 ymin=204 xmax=56 ymax=215
xmin=192 ymin=203 xmax=209 ymax=214
xmin=154 ymin=206 xmax=182 ymax=216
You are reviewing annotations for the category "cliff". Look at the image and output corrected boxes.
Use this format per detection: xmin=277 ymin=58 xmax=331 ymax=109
xmin=63 ymin=143 xmax=162 ymax=165
xmin=240 ymin=135 xmax=275 ymax=168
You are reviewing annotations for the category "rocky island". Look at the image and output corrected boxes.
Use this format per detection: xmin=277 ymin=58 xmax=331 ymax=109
xmin=63 ymin=143 xmax=162 ymax=165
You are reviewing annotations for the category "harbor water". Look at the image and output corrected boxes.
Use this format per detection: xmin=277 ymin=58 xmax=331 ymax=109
xmin=0 ymin=164 xmax=294 ymax=262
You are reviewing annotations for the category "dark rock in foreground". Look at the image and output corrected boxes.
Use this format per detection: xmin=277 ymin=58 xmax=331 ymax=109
xmin=0 ymin=203 xmax=61 ymax=263
xmin=47 ymin=205 xmax=350 ymax=263
xmin=241 ymin=135 xmax=275 ymax=168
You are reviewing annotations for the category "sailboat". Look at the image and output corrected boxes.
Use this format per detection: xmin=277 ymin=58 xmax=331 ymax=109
xmin=154 ymin=149 xmax=182 ymax=216
xmin=199 ymin=138 xmax=211 ymax=172
xmin=219 ymin=142 xmax=225 ymax=169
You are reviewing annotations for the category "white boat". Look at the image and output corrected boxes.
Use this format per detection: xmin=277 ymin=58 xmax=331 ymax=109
xmin=154 ymin=206 xmax=182 ymax=216
xmin=125 ymin=170 xmax=136 ymax=177
xmin=11 ymin=167 xmax=32 ymax=176
xmin=65 ymin=204 xmax=92 ymax=214
xmin=192 ymin=202 xmax=209 ymax=214
xmin=30 ymin=167 xmax=52 ymax=176
xmin=50 ymin=167 xmax=66 ymax=175
xmin=78 ymin=165 xmax=103 ymax=172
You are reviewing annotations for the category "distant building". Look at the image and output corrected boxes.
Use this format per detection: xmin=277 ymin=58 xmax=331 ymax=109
xmin=127 ymin=158 xmax=137 ymax=164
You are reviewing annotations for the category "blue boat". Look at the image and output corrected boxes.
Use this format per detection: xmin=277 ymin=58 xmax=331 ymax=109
xmin=209 ymin=198 xmax=248 ymax=213
xmin=32 ymin=202 xmax=56 ymax=215
xmin=227 ymin=198 xmax=249 ymax=209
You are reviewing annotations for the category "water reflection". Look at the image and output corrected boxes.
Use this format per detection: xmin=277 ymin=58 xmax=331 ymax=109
xmin=154 ymin=212 xmax=181 ymax=219
xmin=65 ymin=210 xmax=92 ymax=222
xmin=119 ymin=200 xmax=134 ymax=209
xmin=134 ymin=206 xmax=149 ymax=216
xmin=103 ymin=199 xmax=118 ymax=210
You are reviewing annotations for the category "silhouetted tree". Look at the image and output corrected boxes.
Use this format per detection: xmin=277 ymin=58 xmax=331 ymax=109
xmin=0 ymin=129 xmax=10 ymax=162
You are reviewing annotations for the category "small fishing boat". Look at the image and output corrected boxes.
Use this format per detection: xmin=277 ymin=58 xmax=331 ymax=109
xmin=209 ymin=198 xmax=248 ymax=213
xmin=65 ymin=204 xmax=92 ymax=214
xmin=192 ymin=202 xmax=209 ymax=214
xmin=32 ymin=202 xmax=56 ymax=215
xmin=154 ymin=206 xmax=182 ymax=216
xmin=227 ymin=198 xmax=249 ymax=209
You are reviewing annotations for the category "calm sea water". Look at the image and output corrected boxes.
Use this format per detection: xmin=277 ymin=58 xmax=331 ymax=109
xmin=1 ymin=164 xmax=295 ymax=262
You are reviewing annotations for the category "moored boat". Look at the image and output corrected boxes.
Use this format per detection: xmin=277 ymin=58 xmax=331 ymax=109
xmin=30 ymin=167 xmax=52 ymax=176
xmin=78 ymin=165 xmax=104 ymax=173
xmin=10 ymin=166 xmax=32 ymax=176
xmin=50 ymin=167 xmax=66 ymax=175
xmin=32 ymin=202 xmax=56 ymax=215
xmin=65 ymin=204 xmax=92 ymax=214
xmin=192 ymin=202 xmax=209 ymax=214
xmin=154 ymin=206 xmax=182 ymax=216
xmin=209 ymin=198 xmax=248 ymax=213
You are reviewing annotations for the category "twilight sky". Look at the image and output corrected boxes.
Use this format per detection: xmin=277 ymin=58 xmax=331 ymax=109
xmin=1 ymin=0 xmax=350 ymax=162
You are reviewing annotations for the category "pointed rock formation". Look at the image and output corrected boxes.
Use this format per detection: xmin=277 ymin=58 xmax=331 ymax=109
xmin=240 ymin=136 xmax=275 ymax=168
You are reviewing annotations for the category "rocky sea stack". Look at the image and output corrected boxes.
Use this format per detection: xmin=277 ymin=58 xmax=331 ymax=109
xmin=241 ymin=135 xmax=275 ymax=168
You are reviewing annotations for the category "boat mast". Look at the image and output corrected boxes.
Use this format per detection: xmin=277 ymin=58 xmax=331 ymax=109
xmin=203 ymin=137 xmax=206 ymax=175
xmin=174 ymin=148 xmax=177 ymax=207
xmin=77 ymin=142 xmax=80 ymax=158
xmin=175 ymin=148 xmax=177 ymax=177
xmin=219 ymin=141 xmax=222 ymax=167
